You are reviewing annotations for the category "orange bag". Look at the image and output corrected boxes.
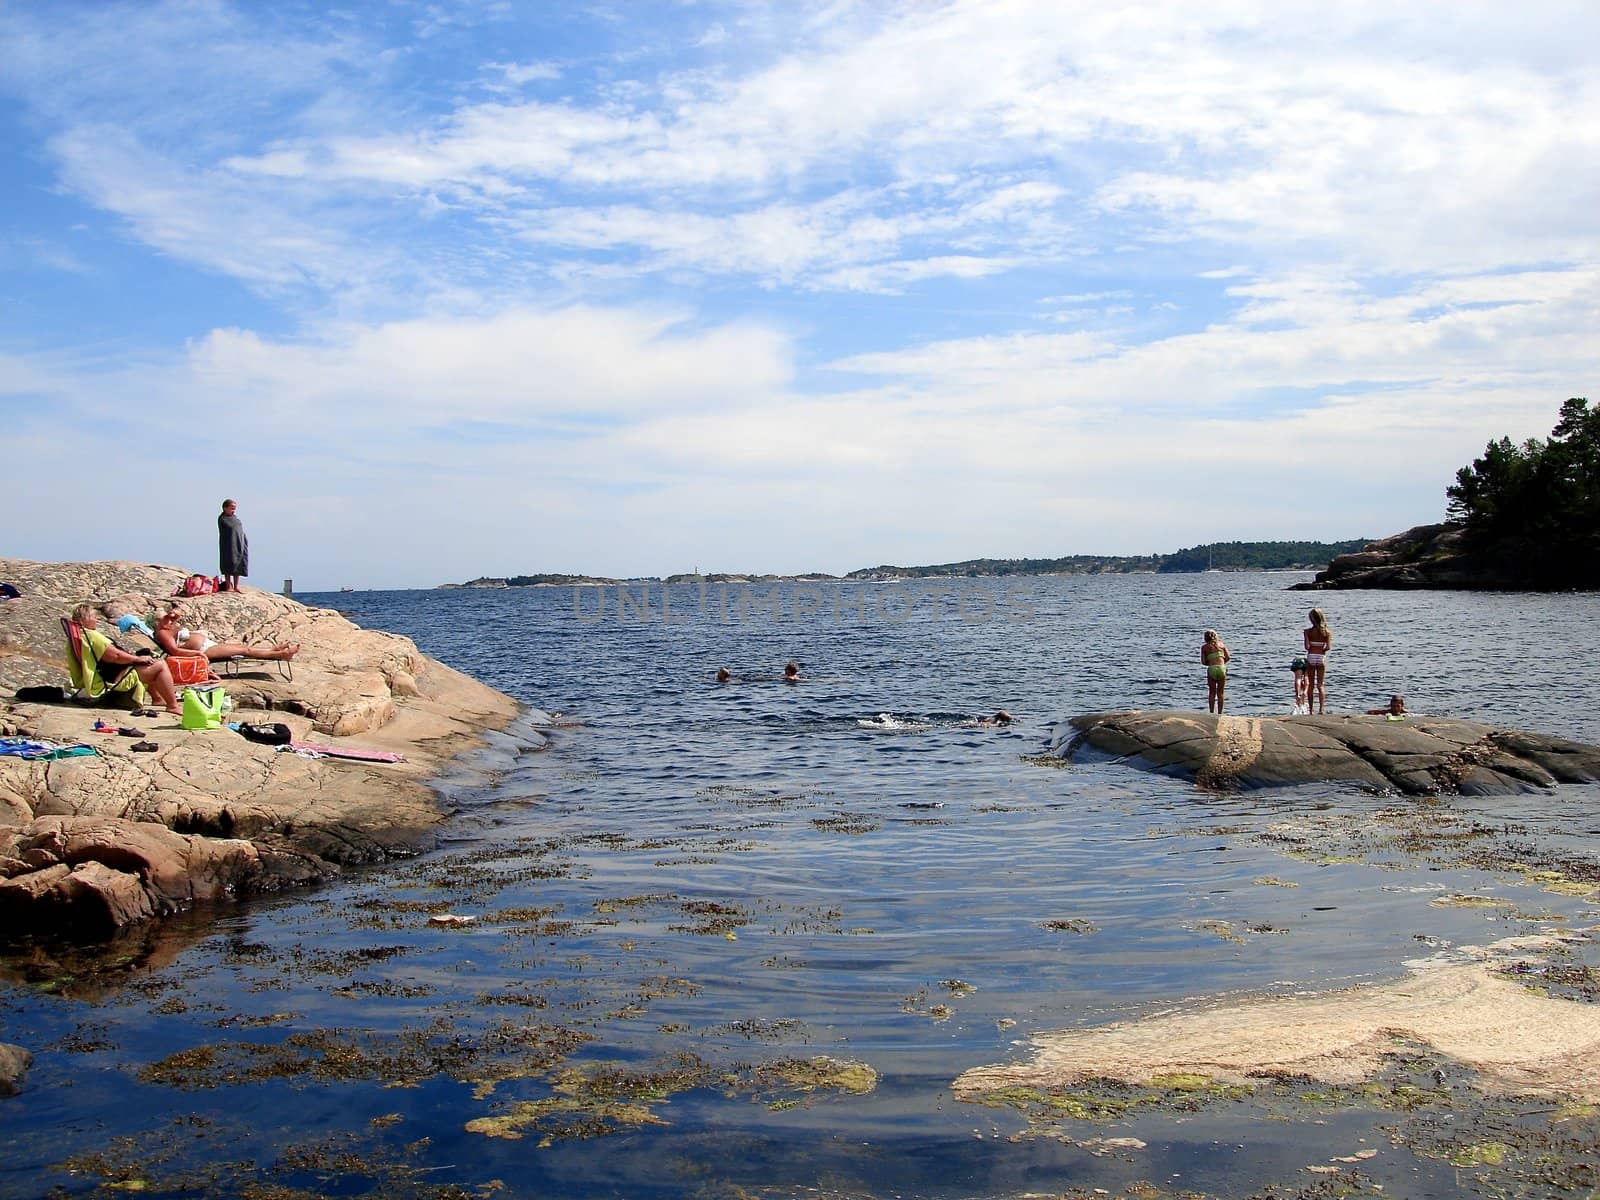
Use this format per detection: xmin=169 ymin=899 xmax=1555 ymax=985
xmin=168 ymin=655 xmax=213 ymax=685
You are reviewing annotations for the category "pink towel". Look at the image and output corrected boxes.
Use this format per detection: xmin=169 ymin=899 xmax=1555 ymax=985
xmin=283 ymin=741 xmax=405 ymax=763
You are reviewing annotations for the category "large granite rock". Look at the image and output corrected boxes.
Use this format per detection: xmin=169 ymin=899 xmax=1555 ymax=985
xmin=0 ymin=558 xmax=530 ymax=936
xmin=1293 ymin=523 xmax=1515 ymax=590
xmin=1055 ymin=710 xmax=1600 ymax=795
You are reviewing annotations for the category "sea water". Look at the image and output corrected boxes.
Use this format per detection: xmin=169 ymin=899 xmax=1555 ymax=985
xmin=4 ymin=572 xmax=1600 ymax=1199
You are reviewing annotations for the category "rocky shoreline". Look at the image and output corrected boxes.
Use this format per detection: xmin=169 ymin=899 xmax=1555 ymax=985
xmin=0 ymin=558 xmax=533 ymax=938
xmin=1292 ymin=522 xmax=1519 ymax=590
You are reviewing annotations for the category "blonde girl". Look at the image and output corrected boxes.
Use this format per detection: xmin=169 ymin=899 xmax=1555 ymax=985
xmin=1303 ymin=608 xmax=1332 ymax=714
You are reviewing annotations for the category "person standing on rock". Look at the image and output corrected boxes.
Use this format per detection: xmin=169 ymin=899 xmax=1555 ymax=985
xmin=1303 ymin=608 xmax=1332 ymax=714
xmin=218 ymin=499 xmax=248 ymax=593
xmin=1201 ymin=629 xmax=1231 ymax=714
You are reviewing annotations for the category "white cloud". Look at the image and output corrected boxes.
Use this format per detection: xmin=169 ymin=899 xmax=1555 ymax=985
xmin=486 ymin=60 xmax=562 ymax=87
xmin=9 ymin=2 xmax=1600 ymax=299
xmin=180 ymin=306 xmax=795 ymax=427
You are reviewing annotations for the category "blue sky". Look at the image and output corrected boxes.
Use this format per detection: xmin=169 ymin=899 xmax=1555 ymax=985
xmin=3 ymin=2 xmax=1597 ymax=589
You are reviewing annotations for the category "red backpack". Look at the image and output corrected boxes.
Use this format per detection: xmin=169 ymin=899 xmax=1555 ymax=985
xmin=177 ymin=574 xmax=219 ymax=597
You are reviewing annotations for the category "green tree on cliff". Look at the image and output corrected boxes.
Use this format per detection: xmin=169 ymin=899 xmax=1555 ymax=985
xmin=1445 ymin=397 xmax=1600 ymax=587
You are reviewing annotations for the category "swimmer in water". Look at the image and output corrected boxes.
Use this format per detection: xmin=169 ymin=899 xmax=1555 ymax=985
xmin=716 ymin=667 xmax=732 ymax=683
xmin=783 ymin=660 xmax=801 ymax=683
xmin=1367 ymin=694 xmax=1407 ymax=717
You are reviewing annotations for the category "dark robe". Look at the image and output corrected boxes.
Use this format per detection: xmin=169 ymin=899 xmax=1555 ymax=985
xmin=219 ymin=512 xmax=249 ymax=577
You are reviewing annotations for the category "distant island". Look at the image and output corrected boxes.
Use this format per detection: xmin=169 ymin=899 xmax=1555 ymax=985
xmin=439 ymin=539 xmax=1372 ymax=589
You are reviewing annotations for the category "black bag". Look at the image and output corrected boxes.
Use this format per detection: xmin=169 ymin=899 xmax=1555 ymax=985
xmin=239 ymin=722 xmax=292 ymax=746
xmin=14 ymin=685 xmax=68 ymax=703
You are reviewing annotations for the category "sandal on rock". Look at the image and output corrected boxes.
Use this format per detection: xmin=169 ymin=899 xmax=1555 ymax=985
xmin=118 ymin=727 xmax=146 ymax=737
xmin=130 ymin=741 xmax=159 ymax=753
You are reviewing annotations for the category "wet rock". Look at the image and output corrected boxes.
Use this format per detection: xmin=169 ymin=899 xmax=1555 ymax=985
xmin=0 ymin=862 xmax=71 ymax=909
xmin=55 ymin=860 xmax=156 ymax=933
xmin=0 ymin=1042 xmax=32 ymax=1097
xmin=0 ymin=816 xmax=336 ymax=933
xmin=1054 ymin=711 xmax=1600 ymax=795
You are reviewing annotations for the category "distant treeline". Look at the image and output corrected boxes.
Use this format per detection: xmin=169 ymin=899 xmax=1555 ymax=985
xmin=846 ymin=540 xmax=1370 ymax=580
xmin=451 ymin=540 xmax=1372 ymax=589
xmin=1159 ymin=540 xmax=1372 ymax=573
xmin=503 ymin=573 xmax=614 ymax=586
xmin=1446 ymin=396 xmax=1600 ymax=588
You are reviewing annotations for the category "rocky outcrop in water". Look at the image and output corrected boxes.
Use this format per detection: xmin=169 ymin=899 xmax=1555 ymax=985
xmin=1056 ymin=710 xmax=1600 ymax=795
xmin=0 ymin=558 xmax=530 ymax=937
xmin=1292 ymin=523 xmax=1509 ymax=590
xmin=0 ymin=1042 xmax=31 ymax=1096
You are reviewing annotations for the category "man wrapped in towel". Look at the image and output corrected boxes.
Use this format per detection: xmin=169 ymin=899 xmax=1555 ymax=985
xmin=218 ymin=498 xmax=248 ymax=592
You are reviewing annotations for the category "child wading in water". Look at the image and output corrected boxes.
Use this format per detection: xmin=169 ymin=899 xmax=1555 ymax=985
xmin=1201 ymin=629 xmax=1232 ymax=714
xmin=1290 ymin=657 xmax=1310 ymax=714
xmin=1303 ymin=608 xmax=1332 ymax=714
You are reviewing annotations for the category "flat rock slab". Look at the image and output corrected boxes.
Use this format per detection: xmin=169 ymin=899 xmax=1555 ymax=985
xmin=1054 ymin=711 xmax=1600 ymax=795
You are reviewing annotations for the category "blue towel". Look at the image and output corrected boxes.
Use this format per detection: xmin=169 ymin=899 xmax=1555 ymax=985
xmin=0 ymin=737 xmax=99 ymax=761
xmin=117 ymin=614 xmax=156 ymax=637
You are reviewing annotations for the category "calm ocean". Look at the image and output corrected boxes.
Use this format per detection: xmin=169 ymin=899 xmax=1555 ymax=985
xmin=4 ymin=572 xmax=1600 ymax=1198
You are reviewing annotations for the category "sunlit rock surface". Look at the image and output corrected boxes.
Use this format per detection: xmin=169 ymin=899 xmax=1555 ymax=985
xmin=1054 ymin=710 xmax=1600 ymax=795
xmin=0 ymin=558 xmax=531 ymax=936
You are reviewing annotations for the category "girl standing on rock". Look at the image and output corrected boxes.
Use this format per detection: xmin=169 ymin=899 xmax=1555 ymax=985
xmin=1201 ymin=629 xmax=1231 ymax=714
xmin=1303 ymin=608 xmax=1332 ymax=714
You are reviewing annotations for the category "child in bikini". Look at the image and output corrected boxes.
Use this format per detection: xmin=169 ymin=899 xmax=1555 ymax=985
xmin=1303 ymin=608 xmax=1332 ymax=714
xmin=1201 ymin=629 xmax=1231 ymax=714
xmin=1290 ymin=657 xmax=1309 ymax=714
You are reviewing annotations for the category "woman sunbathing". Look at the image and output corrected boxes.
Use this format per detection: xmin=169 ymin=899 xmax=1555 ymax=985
xmin=154 ymin=609 xmax=300 ymax=662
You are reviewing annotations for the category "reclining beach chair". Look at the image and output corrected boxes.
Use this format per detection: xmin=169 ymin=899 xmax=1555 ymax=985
xmin=61 ymin=617 xmax=149 ymax=707
xmin=214 ymin=654 xmax=293 ymax=682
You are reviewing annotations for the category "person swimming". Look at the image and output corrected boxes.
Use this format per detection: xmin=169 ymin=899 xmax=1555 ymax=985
xmin=783 ymin=661 xmax=801 ymax=683
xmin=1367 ymin=694 xmax=1407 ymax=718
xmin=716 ymin=667 xmax=732 ymax=683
